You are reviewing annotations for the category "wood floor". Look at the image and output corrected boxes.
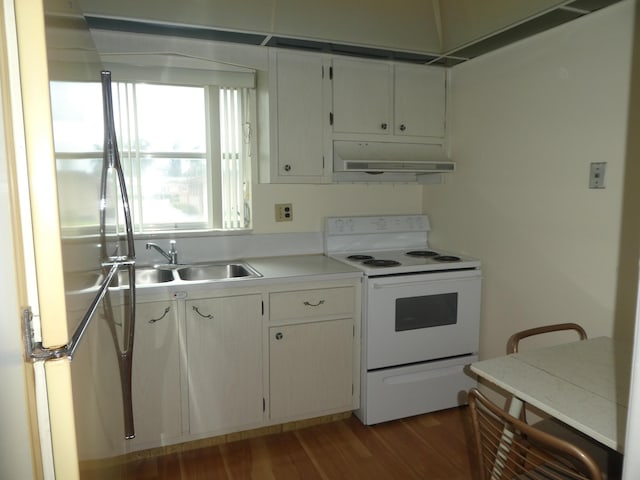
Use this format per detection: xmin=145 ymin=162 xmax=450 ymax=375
xmin=96 ymin=407 xmax=475 ymax=480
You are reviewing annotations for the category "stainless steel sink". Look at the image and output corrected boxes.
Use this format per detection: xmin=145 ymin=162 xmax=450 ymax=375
xmin=117 ymin=267 xmax=175 ymax=286
xmin=177 ymin=263 xmax=261 ymax=282
xmin=65 ymin=271 xmax=102 ymax=291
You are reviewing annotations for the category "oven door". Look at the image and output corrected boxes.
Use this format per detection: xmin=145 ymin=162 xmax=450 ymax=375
xmin=365 ymin=269 xmax=482 ymax=370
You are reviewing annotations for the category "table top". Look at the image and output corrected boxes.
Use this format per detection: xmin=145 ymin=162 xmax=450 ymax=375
xmin=470 ymin=337 xmax=631 ymax=452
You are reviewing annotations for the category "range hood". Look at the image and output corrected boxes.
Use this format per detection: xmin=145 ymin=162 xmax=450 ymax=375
xmin=333 ymin=140 xmax=454 ymax=174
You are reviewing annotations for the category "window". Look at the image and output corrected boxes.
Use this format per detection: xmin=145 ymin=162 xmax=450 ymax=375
xmin=50 ymin=79 xmax=253 ymax=235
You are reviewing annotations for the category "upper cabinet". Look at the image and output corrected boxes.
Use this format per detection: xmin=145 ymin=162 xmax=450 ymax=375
xmin=261 ymin=50 xmax=448 ymax=184
xmin=331 ymin=57 xmax=446 ymax=141
xmin=331 ymin=57 xmax=392 ymax=136
xmin=394 ymin=64 xmax=446 ymax=138
xmin=264 ymin=50 xmax=331 ymax=183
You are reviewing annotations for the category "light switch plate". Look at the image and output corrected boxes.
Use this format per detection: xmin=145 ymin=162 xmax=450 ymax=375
xmin=275 ymin=203 xmax=293 ymax=222
xmin=589 ymin=162 xmax=606 ymax=189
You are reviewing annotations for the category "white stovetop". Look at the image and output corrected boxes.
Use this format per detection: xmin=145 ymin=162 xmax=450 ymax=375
xmin=329 ymin=248 xmax=481 ymax=275
xmin=325 ymin=215 xmax=480 ymax=275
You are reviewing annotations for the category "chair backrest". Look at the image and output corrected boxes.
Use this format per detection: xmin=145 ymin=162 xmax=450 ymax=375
xmin=468 ymin=388 xmax=603 ymax=480
xmin=506 ymin=323 xmax=587 ymax=354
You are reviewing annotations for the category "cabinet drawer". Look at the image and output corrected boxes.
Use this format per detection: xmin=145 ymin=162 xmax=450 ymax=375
xmin=270 ymin=287 xmax=355 ymax=321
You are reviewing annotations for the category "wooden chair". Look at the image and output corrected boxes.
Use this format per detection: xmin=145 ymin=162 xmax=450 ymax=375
xmin=506 ymin=324 xmax=623 ymax=479
xmin=506 ymin=323 xmax=587 ymax=355
xmin=468 ymin=387 xmax=603 ymax=480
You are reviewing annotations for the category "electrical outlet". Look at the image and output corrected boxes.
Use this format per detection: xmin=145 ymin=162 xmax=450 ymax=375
xmin=589 ymin=162 xmax=606 ymax=189
xmin=275 ymin=203 xmax=293 ymax=222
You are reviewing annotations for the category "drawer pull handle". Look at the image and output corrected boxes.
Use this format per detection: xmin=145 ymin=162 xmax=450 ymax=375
xmin=275 ymin=332 xmax=283 ymax=340
xmin=192 ymin=306 xmax=213 ymax=319
xmin=303 ymin=299 xmax=325 ymax=307
xmin=148 ymin=306 xmax=171 ymax=324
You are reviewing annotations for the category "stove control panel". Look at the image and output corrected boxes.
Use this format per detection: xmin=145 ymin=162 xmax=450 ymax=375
xmin=326 ymin=215 xmax=430 ymax=235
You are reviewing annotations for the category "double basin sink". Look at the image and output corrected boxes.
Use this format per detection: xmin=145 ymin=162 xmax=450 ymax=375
xmin=66 ymin=262 xmax=262 ymax=292
xmin=122 ymin=263 xmax=262 ymax=286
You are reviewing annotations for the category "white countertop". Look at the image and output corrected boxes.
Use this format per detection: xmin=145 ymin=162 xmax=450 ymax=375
xmin=245 ymin=254 xmax=362 ymax=281
xmin=471 ymin=337 xmax=631 ymax=453
xmin=130 ymin=254 xmax=362 ymax=299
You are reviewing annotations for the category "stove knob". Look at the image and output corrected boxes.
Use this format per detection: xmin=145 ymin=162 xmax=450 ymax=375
xmin=345 ymin=218 xmax=354 ymax=232
xmin=376 ymin=218 xmax=387 ymax=230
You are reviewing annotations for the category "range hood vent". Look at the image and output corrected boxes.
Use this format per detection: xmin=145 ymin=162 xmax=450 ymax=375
xmin=342 ymin=160 xmax=454 ymax=173
xmin=333 ymin=140 xmax=454 ymax=174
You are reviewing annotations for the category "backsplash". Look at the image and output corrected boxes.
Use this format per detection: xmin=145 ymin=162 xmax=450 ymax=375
xmin=61 ymin=232 xmax=324 ymax=272
xmin=136 ymin=232 xmax=323 ymax=265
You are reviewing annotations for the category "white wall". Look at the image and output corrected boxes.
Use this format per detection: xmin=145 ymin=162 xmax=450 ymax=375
xmin=252 ymin=183 xmax=422 ymax=233
xmin=424 ymin=0 xmax=635 ymax=359
xmin=0 ymin=19 xmax=38 ymax=479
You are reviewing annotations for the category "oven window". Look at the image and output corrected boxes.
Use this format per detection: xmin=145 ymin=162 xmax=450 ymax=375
xmin=395 ymin=293 xmax=458 ymax=331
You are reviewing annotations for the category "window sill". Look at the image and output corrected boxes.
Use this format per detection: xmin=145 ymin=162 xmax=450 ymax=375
xmin=134 ymin=228 xmax=254 ymax=241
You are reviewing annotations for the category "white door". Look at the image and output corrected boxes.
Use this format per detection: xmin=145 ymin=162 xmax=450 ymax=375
xmin=394 ymin=64 xmax=446 ymax=138
xmin=366 ymin=270 xmax=481 ymax=369
xmin=6 ymin=1 xmax=103 ymax=478
xmin=269 ymin=318 xmax=353 ymax=420
xmin=0 ymin=8 xmax=40 ymax=474
xmin=185 ymin=295 xmax=263 ymax=434
xmin=130 ymin=300 xmax=182 ymax=448
xmin=332 ymin=57 xmax=392 ymax=135
xmin=274 ymin=50 xmax=326 ymax=178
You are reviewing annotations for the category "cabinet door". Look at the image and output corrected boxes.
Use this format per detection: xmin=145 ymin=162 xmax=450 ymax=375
xmin=275 ymin=51 xmax=325 ymax=178
xmin=131 ymin=300 xmax=182 ymax=447
xmin=332 ymin=57 xmax=392 ymax=135
xmin=394 ymin=64 xmax=446 ymax=138
xmin=270 ymin=318 xmax=353 ymax=420
xmin=186 ymin=294 xmax=263 ymax=435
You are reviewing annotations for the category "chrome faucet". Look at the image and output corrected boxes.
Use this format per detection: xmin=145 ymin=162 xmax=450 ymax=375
xmin=146 ymin=240 xmax=178 ymax=264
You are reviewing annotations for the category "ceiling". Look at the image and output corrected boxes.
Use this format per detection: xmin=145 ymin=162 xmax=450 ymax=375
xmin=76 ymin=0 xmax=623 ymax=66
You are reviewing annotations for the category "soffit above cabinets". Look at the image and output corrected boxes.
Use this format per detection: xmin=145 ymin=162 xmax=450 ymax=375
xmin=270 ymin=0 xmax=443 ymax=55
xmin=77 ymin=0 xmax=624 ymax=66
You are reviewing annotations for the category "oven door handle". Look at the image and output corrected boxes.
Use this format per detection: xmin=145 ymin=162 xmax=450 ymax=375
xmin=371 ymin=276 xmax=477 ymax=289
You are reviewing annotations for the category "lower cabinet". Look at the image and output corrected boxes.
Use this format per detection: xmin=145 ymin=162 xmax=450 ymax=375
xmin=269 ymin=318 xmax=354 ymax=421
xmin=131 ymin=300 xmax=182 ymax=447
xmin=128 ymin=279 xmax=360 ymax=451
xmin=185 ymin=294 xmax=264 ymax=435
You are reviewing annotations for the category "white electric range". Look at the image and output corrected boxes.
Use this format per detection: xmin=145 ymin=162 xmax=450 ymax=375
xmin=325 ymin=214 xmax=482 ymax=424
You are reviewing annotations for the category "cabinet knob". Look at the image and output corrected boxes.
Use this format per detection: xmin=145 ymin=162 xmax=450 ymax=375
xmin=283 ymin=164 xmax=292 ymax=172
xmin=380 ymin=123 xmax=388 ymax=130
xmin=399 ymin=124 xmax=406 ymax=131
xmin=275 ymin=332 xmax=283 ymax=340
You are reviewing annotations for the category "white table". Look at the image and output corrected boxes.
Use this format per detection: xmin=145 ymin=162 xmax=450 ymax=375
xmin=470 ymin=337 xmax=630 ymax=453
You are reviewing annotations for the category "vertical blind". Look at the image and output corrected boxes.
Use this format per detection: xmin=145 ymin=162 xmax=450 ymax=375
xmin=219 ymin=87 xmax=251 ymax=230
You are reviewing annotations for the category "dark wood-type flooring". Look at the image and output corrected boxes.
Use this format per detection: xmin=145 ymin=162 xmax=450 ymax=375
xmin=91 ymin=407 xmax=475 ymax=479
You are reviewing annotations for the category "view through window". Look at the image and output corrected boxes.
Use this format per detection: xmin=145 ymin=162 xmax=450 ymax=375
xmin=50 ymin=80 xmax=252 ymax=235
